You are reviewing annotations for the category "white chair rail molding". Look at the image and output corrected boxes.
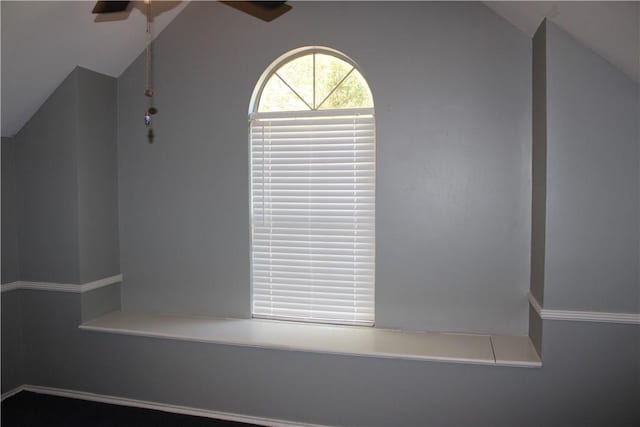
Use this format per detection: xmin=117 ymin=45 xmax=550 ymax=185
xmin=1 ymin=274 xmax=123 ymax=293
xmin=528 ymin=293 xmax=640 ymax=325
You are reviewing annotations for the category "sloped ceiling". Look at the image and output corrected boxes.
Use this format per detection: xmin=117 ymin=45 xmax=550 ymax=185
xmin=484 ymin=1 xmax=639 ymax=83
xmin=1 ymin=1 xmax=188 ymax=137
xmin=1 ymin=1 xmax=638 ymax=137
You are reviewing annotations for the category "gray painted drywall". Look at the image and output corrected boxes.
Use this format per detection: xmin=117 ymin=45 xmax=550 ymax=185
xmin=80 ymin=283 xmax=121 ymax=322
xmin=12 ymin=67 xmax=120 ymax=285
xmin=1 ymin=291 xmax=24 ymax=392
xmin=1 ymin=5 xmax=638 ymax=424
xmin=2 ymin=137 xmax=20 ymax=284
xmin=528 ymin=308 xmax=543 ymax=356
xmin=530 ymin=21 xmax=546 ymax=305
xmin=543 ymin=21 xmax=640 ymax=312
xmin=15 ymin=70 xmax=81 ymax=283
xmin=76 ymin=67 xmax=120 ymax=284
xmin=10 ymin=290 xmax=640 ymax=426
xmin=118 ymin=1 xmax=532 ymax=335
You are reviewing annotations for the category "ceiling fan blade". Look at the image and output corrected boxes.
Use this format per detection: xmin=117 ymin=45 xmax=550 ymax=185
xmin=221 ymin=1 xmax=291 ymax=22
xmin=92 ymin=1 xmax=130 ymax=14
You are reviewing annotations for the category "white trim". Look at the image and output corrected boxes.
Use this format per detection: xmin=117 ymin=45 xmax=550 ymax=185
xmin=9 ymin=385 xmax=327 ymax=427
xmin=80 ymin=275 xmax=123 ymax=292
xmin=528 ymin=292 xmax=544 ymax=315
xmin=80 ymin=311 xmax=542 ymax=368
xmin=528 ymin=293 xmax=640 ymax=325
xmin=1 ymin=384 xmax=25 ymax=401
xmin=0 ymin=274 xmax=122 ymax=294
xmin=250 ymin=107 xmax=374 ymax=120
xmin=248 ymin=46 xmax=372 ymax=115
xmin=0 ymin=281 xmax=21 ymax=292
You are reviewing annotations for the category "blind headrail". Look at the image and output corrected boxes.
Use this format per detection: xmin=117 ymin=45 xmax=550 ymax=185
xmin=250 ymin=108 xmax=374 ymax=121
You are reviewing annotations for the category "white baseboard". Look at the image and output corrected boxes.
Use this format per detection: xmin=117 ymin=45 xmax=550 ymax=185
xmin=528 ymin=293 xmax=640 ymax=325
xmin=1 ymin=274 xmax=122 ymax=294
xmin=1 ymin=384 xmax=25 ymax=401
xmin=2 ymin=384 xmax=328 ymax=427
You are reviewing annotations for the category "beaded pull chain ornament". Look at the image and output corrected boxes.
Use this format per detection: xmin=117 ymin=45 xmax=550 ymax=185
xmin=144 ymin=0 xmax=157 ymax=143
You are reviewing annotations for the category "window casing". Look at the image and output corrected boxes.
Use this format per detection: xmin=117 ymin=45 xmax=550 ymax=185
xmin=250 ymin=48 xmax=375 ymax=326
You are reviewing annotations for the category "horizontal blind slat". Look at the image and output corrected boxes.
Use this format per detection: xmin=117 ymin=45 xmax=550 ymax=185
xmin=251 ymin=112 xmax=375 ymax=325
xmin=253 ymin=278 xmax=373 ymax=288
xmin=254 ymin=288 xmax=373 ymax=297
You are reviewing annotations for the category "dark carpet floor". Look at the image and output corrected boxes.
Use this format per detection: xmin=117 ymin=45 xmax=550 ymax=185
xmin=1 ymin=391 xmax=258 ymax=427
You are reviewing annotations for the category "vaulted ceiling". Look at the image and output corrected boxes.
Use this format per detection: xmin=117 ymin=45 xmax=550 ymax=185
xmin=1 ymin=1 xmax=638 ymax=138
xmin=484 ymin=1 xmax=639 ymax=82
xmin=1 ymin=1 xmax=188 ymax=137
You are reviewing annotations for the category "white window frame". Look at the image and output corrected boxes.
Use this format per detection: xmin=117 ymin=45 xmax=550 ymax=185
xmin=249 ymin=47 xmax=376 ymax=326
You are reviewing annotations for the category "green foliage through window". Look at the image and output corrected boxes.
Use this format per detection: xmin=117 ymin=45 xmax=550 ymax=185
xmin=258 ymin=52 xmax=373 ymax=112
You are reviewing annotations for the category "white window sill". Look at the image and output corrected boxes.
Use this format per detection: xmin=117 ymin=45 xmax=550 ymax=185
xmin=79 ymin=311 xmax=541 ymax=368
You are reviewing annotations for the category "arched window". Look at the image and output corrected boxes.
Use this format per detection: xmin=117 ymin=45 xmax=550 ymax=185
xmin=249 ymin=47 xmax=375 ymax=326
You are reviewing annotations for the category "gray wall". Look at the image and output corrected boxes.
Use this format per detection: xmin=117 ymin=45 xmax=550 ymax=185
xmin=12 ymin=289 xmax=640 ymax=426
xmin=12 ymin=67 xmax=119 ymax=285
xmin=118 ymin=1 xmax=532 ymax=335
xmin=76 ymin=67 xmax=120 ymax=284
xmin=2 ymin=4 xmax=638 ymax=426
xmin=15 ymin=70 xmax=81 ymax=283
xmin=2 ymin=137 xmax=20 ymax=284
xmin=530 ymin=22 xmax=547 ymax=305
xmin=0 ymin=136 xmax=23 ymax=388
xmin=80 ymin=283 xmax=121 ymax=323
xmin=1 ymin=291 xmax=24 ymax=393
xmin=543 ymin=21 xmax=640 ymax=312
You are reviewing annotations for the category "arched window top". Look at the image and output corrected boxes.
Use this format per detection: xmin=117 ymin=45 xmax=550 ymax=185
xmin=249 ymin=46 xmax=376 ymax=326
xmin=251 ymin=47 xmax=373 ymax=113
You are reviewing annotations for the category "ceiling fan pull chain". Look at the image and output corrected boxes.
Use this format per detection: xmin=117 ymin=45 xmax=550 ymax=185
xmin=144 ymin=0 xmax=152 ymax=98
xmin=143 ymin=0 xmax=156 ymax=144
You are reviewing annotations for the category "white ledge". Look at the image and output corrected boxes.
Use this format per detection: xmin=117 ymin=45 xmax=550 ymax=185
xmin=80 ymin=311 xmax=541 ymax=368
xmin=1 ymin=275 xmax=122 ymax=294
xmin=528 ymin=293 xmax=640 ymax=325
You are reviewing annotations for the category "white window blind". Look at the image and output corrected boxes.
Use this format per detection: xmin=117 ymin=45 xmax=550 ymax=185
xmin=250 ymin=109 xmax=375 ymax=326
